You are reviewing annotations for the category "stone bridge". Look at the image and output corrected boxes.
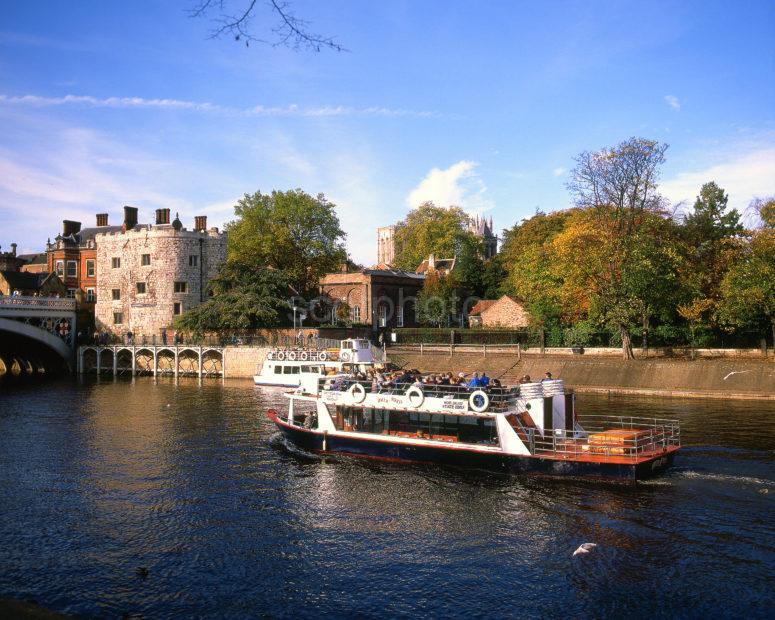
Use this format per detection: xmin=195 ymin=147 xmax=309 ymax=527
xmin=78 ymin=345 xmax=225 ymax=377
xmin=0 ymin=295 xmax=77 ymax=367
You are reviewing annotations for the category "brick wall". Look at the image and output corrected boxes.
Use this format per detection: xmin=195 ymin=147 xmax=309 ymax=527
xmin=480 ymin=296 xmax=531 ymax=328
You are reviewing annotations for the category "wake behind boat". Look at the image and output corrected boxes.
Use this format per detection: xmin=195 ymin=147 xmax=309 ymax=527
xmin=268 ymin=372 xmax=681 ymax=481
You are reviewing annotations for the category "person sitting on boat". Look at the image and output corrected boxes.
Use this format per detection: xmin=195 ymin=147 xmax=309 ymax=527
xmin=480 ymin=372 xmax=490 ymax=387
xmin=467 ymin=372 xmax=483 ymax=389
xmin=491 ymin=378 xmax=502 ymax=388
xmin=519 ymin=374 xmax=532 ymax=384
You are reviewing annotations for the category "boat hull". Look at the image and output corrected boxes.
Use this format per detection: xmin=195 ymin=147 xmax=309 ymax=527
xmin=268 ymin=411 xmax=678 ymax=481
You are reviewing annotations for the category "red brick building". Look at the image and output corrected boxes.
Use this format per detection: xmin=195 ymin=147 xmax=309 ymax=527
xmin=468 ymin=295 xmax=531 ymax=328
xmin=320 ymin=267 xmax=425 ymax=330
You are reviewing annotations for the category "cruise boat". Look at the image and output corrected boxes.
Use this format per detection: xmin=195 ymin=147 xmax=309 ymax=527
xmin=253 ymin=338 xmax=378 ymax=387
xmin=267 ymin=375 xmax=681 ymax=481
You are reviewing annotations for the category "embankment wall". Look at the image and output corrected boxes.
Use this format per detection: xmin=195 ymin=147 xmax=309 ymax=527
xmin=389 ymin=347 xmax=775 ymax=400
xmin=223 ymin=346 xmax=270 ymax=378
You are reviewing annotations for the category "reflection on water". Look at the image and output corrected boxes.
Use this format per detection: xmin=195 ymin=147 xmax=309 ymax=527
xmin=0 ymin=378 xmax=773 ymax=618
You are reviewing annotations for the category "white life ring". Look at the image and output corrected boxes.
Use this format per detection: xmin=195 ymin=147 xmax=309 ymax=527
xmin=340 ymin=351 xmax=351 ymax=362
xmin=300 ymin=351 xmax=309 ymax=361
xmin=287 ymin=351 xmax=297 ymax=361
xmin=469 ymin=389 xmax=490 ymax=413
xmin=318 ymin=351 xmax=328 ymax=361
xmin=276 ymin=351 xmax=286 ymax=361
xmin=349 ymin=383 xmax=367 ymax=403
xmin=267 ymin=351 xmax=275 ymax=360
xmin=406 ymin=386 xmax=424 ymax=408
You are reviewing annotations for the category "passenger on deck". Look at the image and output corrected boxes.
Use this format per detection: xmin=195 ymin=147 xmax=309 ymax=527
xmin=480 ymin=372 xmax=490 ymax=387
xmin=491 ymin=378 xmax=502 ymax=388
xmin=542 ymin=371 xmax=553 ymax=381
xmin=467 ymin=372 xmax=482 ymax=389
xmin=519 ymin=374 xmax=532 ymax=384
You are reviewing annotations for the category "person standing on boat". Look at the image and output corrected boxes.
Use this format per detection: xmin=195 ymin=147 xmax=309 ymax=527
xmin=542 ymin=371 xmax=553 ymax=381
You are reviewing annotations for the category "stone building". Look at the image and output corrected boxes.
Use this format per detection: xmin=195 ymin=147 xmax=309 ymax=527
xmin=0 ymin=270 xmax=66 ymax=297
xmin=468 ymin=295 xmax=531 ymax=328
xmin=320 ymin=266 xmax=425 ymax=331
xmin=376 ymin=225 xmax=396 ymax=266
xmin=94 ymin=208 xmax=226 ymax=339
xmin=468 ymin=214 xmax=498 ymax=259
xmin=18 ymin=252 xmax=48 ymax=274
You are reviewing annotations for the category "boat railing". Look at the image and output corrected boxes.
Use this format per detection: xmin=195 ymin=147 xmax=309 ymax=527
xmin=318 ymin=377 xmax=520 ymax=411
xmin=527 ymin=415 xmax=681 ymax=462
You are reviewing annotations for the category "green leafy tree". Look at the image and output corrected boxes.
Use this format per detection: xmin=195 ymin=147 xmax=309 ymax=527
xmin=417 ymin=271 xmax=458 ymax=327
xmin=226 ymin=189 xmax=346 ymax=295
xmin=720 ymin=198 xmax=775 ymax=344
xmin=393 ymin=202 xmax=471 ymax=271
xmin=174 ymin=261 xmax=291 ymax=336
xmin=567 ymin=137 xmax=670 ymax=358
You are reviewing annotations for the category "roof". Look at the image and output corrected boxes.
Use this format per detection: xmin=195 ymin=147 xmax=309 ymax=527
xmin=469 ymin=299 xmax=498 ymax=316
xmin=55 ymin=225 xmax=126 ymax=246
xmin=17 ymin=252 xmax=46 ymax=264
xmin=416 ymin=257 xmax=456 ymax=274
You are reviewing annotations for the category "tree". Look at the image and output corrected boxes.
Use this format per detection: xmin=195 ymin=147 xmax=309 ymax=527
xmin=189 ymin=0 xmax=346 ymax=51
xmin=567 ymin=137 xmax=669 ymax=358
xmin=174 ymin=261 xmax=291 ymax=336
xmin=392 ymin=202 xmax=472 ymax=271
xmin=226 ymin=189 xmax=346 ymax=296
xmin=719 ymin=198 xmax=775 ymax=345
xmin=417 ymin=271 xmax=458 ymax=327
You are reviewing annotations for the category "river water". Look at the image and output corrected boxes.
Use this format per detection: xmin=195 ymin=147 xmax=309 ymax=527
xmin=0 ymin=378 xmax=773 ymax=619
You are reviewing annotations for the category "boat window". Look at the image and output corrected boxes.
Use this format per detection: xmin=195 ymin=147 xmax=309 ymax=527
xmin=274 ymin=366 xmax=282 ymax=374
xmin=283 ymin=366 xmax=300 ymax=374
xmin=342 ymin=341 xmax=353 ymax=349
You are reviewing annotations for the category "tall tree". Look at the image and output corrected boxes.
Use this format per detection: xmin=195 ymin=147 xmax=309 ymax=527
xmin=719 ymin=197 xmax=775 ymax=345
xmin=174 ymin=261 xmax=291 ymax=335
xmin=567 ymin=137 xmax=669 ymax=358
xmin=417 ymin=271 xmax=458 ymax=327
xmin=226 ymin=189 xmax=346 ymax=296
xmin=392 ymin=202 xmax=472 ymax=271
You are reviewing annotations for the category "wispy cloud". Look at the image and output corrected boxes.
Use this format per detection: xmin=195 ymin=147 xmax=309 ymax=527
xmin=661 ymin=144 xmax=775 ymax=220
xmin=0 ymin=93 xmax=439 ymax=118
xmin=552 ymin=166 xmax=566 ymax=177
xmin=664 ymin=95 xmax=681 ymax=110
xmin=406 ymin=160 xmax=492 ymax=213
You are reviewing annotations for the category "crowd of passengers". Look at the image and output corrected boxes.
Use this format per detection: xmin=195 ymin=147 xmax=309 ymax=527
xmin=325 ymin=369 xmax=504 ymax=393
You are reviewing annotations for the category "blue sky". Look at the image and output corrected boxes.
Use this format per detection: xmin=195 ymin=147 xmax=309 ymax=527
xmin=1 ymin=0 xmax=773 ymax=263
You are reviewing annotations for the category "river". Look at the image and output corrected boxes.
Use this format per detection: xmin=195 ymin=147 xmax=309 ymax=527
xmin=0 ymin=378 xmax=773 ymax=618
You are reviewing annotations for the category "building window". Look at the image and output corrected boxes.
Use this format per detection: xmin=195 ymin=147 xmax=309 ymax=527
xmin=351 ymin=305 xmax=360 ymax=322
xmin=174 ymin=281 xmax=187 ymax=293
xmin=397 ymin=305 xmax=404 ymax=327
xmin=141 ymin=254 xmax=151 ymax=266
xmin=136 ymin=282 xmax=146 ymax=294
xmin=66 ymin=260 xmax=77 ymax=278
xmin=55 ymin=260 xmax=64 ymax=277
xmin=86 ymin=260 xmax=95 ymax=277
xmin=111 ymin=257 xmax=121 ymax=269
xmin=173 ymin=302 xmax=182 ymax=315
xmin=66 ymin=288 xmax=76 ymax=298
xmin=378 ymin=303 xmax=388 ymax=328
xmin=113 ymin=312 xmax=123 ymax=325
xmin=112 ymin=289 xmax=121 ymax=300
xmin=86 ymin=287 xmax=95 ymax=303
xmin=189 ymin=255 xmax=198 ymax=267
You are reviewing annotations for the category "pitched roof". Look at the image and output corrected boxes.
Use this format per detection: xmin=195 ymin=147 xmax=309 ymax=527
xmin=0 ymin=270 xmax=43 ymax=290
xmin=469 ymin=299 xmax=498 ymax=316
xmin=415 ymin=257 xmax=456 ymax=274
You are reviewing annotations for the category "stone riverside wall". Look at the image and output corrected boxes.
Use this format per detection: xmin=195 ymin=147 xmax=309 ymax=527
xmin=222 ymin=346 xmax=270 ymax=378
xmin=388 ymin=347 xmax=775 ymax=400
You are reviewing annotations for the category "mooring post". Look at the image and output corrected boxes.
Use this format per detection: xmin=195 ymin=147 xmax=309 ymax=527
xmin=198 ymin=346 xmax=203 ymax=378
xmin=131 ymin=346 xmax=136 ymax=376
xmin=112 ymin=347 xmax=117 ymax=376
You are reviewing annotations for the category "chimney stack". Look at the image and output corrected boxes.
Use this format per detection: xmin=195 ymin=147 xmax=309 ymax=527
xmin=194 ymin=215 xmax=207 ymax=232
xmin=155 ymin=208 xmax=170 ymax=225
xmin=96 ymin=213 xmax=109 ymax=227
xmin=123 ymin=206 xmax=138 ymax=231
xmin=62 ymin=220 xmax=82 ymax=237
xmin=10 ymin=243 xmax=17 ymax=256
xmin=428 ymin=253 xmax=436 ymax=270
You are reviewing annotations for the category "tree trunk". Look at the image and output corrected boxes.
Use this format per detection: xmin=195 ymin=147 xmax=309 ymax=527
xmin=642 ymin=314 xmax=650 ymax=351
xmin=620 ymin=324 xmax=634 ymax=360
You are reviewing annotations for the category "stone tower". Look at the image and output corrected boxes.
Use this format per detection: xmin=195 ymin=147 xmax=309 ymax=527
xmin=468 ymin=214 xmax=498 ymax=259
xmin=377 ymin=225 xmax=396 ymax=266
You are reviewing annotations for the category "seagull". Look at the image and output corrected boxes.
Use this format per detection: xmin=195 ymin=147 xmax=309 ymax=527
xmin=573 ymin=543 xmax=598 ymax=557
xmin=723 ymin=370 xmax=752 ymax=381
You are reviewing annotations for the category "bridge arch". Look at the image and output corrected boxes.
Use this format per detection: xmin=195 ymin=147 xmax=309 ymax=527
xmin=0 ymin=317 xmax=73 ymax=369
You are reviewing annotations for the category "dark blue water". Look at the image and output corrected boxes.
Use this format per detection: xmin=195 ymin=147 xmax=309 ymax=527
xmin=1 ymin=378 xmax=773 ymax=618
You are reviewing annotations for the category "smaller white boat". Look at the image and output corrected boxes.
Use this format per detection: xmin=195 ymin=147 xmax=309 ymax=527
xmin=253 ymin=338 xmax=378 ymax=387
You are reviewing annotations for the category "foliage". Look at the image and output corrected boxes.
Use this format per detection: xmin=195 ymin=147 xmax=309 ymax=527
xmin=393 ymin=202 xmax=473 ymax=271
xmin=416 ymin=270 xmax=459 ymax=327
xmin=174 ymin=261 xmax=291 ymax=335
xmin=226 ymin=189 xmax=346 ymax=296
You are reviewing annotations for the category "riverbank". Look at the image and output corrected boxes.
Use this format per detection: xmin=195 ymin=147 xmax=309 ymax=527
xmin=387 ymin=346 xmax=775 ymax=400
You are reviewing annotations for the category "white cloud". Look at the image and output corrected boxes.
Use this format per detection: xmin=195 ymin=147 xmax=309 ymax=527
xmin=0 ymin=93 xmax=438 ymax=118
xmin=664 ymin=95 xmax=681 ymax=110
xmin=552 ymin=166 xmax=566 ymax=177
xmin=661 ymin=146 xmax=775 ymax=218
xmin=406 ymin=160 xmax=491 ymax=212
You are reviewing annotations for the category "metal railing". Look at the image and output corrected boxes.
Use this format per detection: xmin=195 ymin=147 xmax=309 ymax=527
xmin=0 ymin=295 xmax=76 ymax=310
xmin=526 ymin=415 xmax=680 ymax=462
xmin=318 ymin=376 xmax=520 ymax=411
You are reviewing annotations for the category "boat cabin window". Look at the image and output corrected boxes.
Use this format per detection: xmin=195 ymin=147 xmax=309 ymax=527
xmin=342 ymin=340 xmax=353 ymax=350
xmin=274 ymin=365 xmax=282 ymax=374
xmin=301 ymin=365 xmax=320 ymax=373
xmin=336 ymin=407 xmax=497 ymax=445
xmin=283 ymin=366 xmax=300 ymax=374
